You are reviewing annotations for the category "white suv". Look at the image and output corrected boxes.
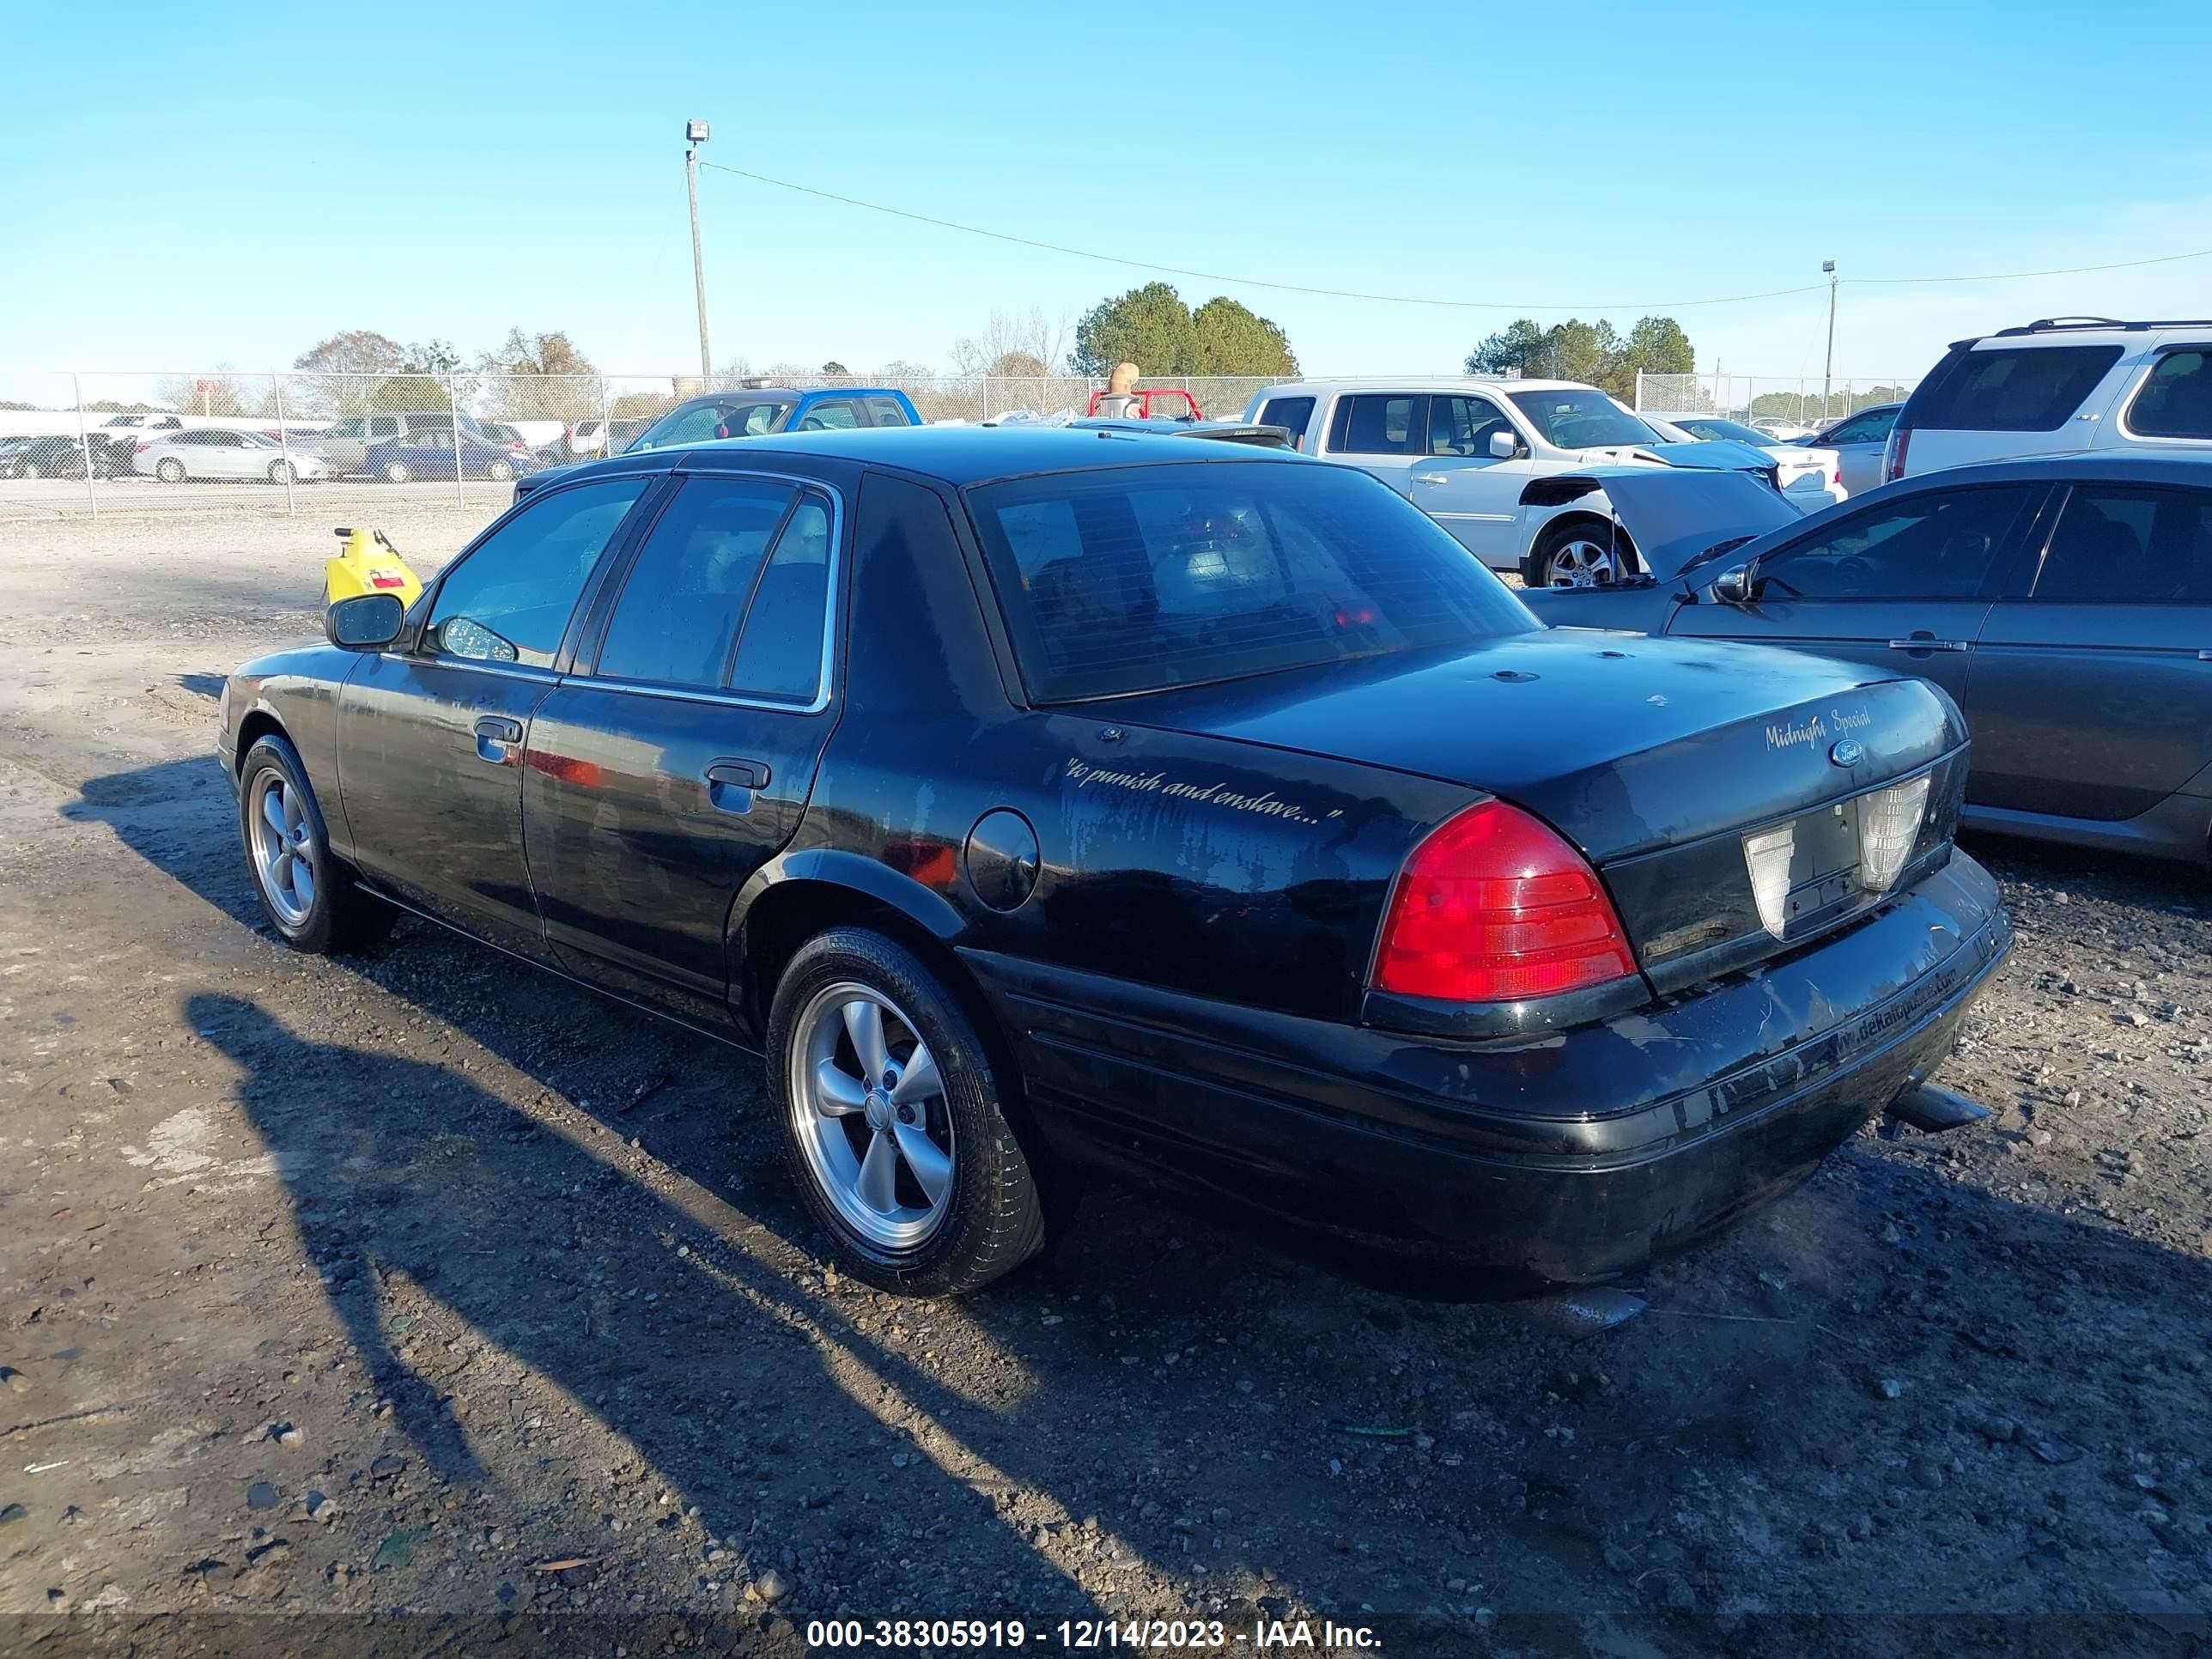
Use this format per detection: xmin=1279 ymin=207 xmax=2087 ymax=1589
xmin=1884 ymin=317 xmax=2212 ymax=483
xmin=1243 ymin=378 xmax=1779 ymax=586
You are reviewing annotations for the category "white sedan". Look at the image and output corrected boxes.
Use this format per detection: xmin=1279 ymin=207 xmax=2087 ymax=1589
xmin=135 ymin=428 xmax=331 ymax=484
xmin=1644 ymin=414 xmax=1844 ymax=511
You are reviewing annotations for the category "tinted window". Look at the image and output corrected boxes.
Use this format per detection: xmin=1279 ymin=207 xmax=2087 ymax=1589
xmin=427 ymin=479 xmax=647 ymax=668
xmin=2033 ymin=487 xmax=2212 ymax=604
xmin=594 ymin=477 xmax=797 ymax=687
xmin=2127 ymin=350 xmax=2212 ymax=441
xmin=728 ymin=495 xmax=836 ymax=702
xmin=865 ymin=397 xmax=912 ymax=428
xmin=327 ymin=416 xmax=364 ymax=439
xmin=1257 ymin=396 xmax=1315 ymax=449
xmin=1677 ymin=418 xmax=1771 ymax=445
xmin=1429 ymin=395 xmax=1515 ymax=456
xmin=369 ymin=416 xmax=400 ymax=439
xmin=794 ymin=400 xmax=859 ymax=432
xmin=1825 ymin=407 xmax=1895 ymax=444
xmin=1913 ymin=345 xmax=2124 ymax=431
xmin=967 ymin=460 xmax=1537 ymax=702
xmin=1333 ymin=394 xmax=1420 ymax=455
xmin=1755 ymin=486 xmax=2033 ymax=601
xmin=1505 ymin=388 xmax=1662 ymax=449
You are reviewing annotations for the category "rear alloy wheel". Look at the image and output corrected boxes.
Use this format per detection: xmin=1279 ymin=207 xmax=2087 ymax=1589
xmin=484 ymin=457 xmax=514 ymax=482
xmin=1530 ymin=521 xmax=1624 ymax=588
xmin=383 ymin=461 xmax=413 ymax=483
xmin=19 ymin=459 xmax=43 ymax=480
xmin=769 ymin=927 xmax=1049 ymax=1295
xmin=267 ymin=459 xmax=297 ymax=485
xmin=155 ymin=458 xmax=185 ymax=483
xmin=238 ymin=733 xmax=392 ymax=954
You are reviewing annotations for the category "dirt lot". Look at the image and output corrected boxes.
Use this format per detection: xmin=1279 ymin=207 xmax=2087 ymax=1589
xmin=2 ymin=504 xmax=2209 ymax=1656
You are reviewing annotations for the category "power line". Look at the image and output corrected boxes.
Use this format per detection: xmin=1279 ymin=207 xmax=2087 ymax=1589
xmin=700 ymin=159 xmax=2212 ymax=315
xmin=697 ymin=161 xmax=1827 ymax=312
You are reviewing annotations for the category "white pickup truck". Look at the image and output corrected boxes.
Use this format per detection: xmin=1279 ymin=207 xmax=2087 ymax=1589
xmin=1243 ymin=377 xmax=1782 ymax=586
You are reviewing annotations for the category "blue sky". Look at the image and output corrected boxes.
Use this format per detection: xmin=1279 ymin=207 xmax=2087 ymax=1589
xmin=4 ymin=0 xmax=2209 ymax=391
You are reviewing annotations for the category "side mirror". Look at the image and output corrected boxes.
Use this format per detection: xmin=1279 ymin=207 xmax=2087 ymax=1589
xmin=1711 ymin=564 xmax=1753 ymax=605
xmin=1488 ymin=430 xmax=1520 ymax=460
xmin=326 ymin=592 xmax=404 ymax=650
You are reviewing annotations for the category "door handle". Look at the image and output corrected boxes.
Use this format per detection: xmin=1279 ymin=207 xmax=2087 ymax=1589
xmin=1887 ymin=637 xmax=1970 ymax=653
xmin=1412 ymin=471 xmax=1450 ymax=485
xmin=2199 ymin=650 xmax=2212 ymax=662
xmin=705 ymin=757 xmax=770 ymax=812
xmin=472 ymin=714 xmax=523 ymax=763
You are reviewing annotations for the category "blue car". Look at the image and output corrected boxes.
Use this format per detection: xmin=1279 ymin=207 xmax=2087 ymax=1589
xmin=365 ymin=428 xmax=547 ymax=485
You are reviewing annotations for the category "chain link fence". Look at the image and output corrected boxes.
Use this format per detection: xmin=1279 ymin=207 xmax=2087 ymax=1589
xmin=1632 ymin=371 xmax=1918 ymax=433
xmin=0 ymin=368 xmax=1281 ymax=521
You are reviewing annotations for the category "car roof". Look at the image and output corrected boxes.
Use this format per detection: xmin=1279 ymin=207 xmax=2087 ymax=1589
xmin=556 ymin=424 xmax=1312 ymax=488
xmin=1250 ymin=377 xmax=1596 ymax=398
xmin=1860 ymin=452 xmax=2212 ymax=490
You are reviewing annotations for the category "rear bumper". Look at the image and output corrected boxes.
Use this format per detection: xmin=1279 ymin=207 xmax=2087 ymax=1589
xmin=968 ymin=856 xmax=2009 ymax=1289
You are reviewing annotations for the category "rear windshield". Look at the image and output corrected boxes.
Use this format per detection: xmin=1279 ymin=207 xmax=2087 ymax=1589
xmin=965 ymin=459 xmax=1536 ymax=702
xmin=1911 ymin=344 xmax=2124 ymax=432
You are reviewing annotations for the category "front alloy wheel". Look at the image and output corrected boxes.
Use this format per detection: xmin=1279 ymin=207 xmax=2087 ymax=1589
xmin=236 ymin=733 xmax=392 ymax=954
xmin=1536 ymin=533 xmax=1620 ymax=588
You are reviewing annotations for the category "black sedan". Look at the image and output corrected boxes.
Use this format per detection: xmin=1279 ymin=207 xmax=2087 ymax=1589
xmin=218 ymin=428 xmax=2008 ymax=1297
xmin=0 ymin=433 xmax=129 ymax=479
xmin=1522 ymin=453 xmax=2212 ymax=866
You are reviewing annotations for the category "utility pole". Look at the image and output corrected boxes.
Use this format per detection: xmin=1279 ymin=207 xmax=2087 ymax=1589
xmin=1821 ymin=259 xmax=1838 ymax=417
xmin=685 ymin=119 xmax=714 ymax=385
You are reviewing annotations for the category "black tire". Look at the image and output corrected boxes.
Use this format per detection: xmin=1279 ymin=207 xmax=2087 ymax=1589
xmin=1527 ymin=518 xmax=1630 ymax=589
xmin=155 ymin=458 xmax=185 ymax=483
xmin=19 ymin=459 xmax=42 ymax=480
xmin=484 ymin=458 xmax=514 ymax=482
xmin=384 ymin=461 xmax=412 ymax=483
xmin=767 ymin=927 xmax=1049 ymax=1296
xmin=237 ymin=733 xmax=394 ymax=955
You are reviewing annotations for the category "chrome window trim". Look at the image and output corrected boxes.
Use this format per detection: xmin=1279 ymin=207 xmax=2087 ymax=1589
xmin=576 ymin=468 xmax=844 ymax=717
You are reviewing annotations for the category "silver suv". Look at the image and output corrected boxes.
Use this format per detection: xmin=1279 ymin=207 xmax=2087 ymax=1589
xmin=316 ymin=411 xmax=488 ymax=477
xmin=1885 ymin=317 xmax=2212 ymax=483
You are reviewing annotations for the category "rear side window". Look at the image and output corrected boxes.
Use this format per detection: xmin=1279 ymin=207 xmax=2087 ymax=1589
xmin=795 ymin=400 xmax=859 ymax=432
xmin=1911 ymin=344 xmax=2124 ymax=431
xmin=864 ymin=397 xmax=912 ymax=428
xmin=727 ymin=495 xmax=836 ymax=702
xmin=2032 ymin=487 xmax=2212 ymax=604
xmin=1755 ymin=485 xmax=2034 ymax=602
xmin=593 ymin=477 xmax=798 ymax=687
xmin=1256 ymin=396 xmax=1315 ymax=449
xmin=1328 ymin=394 xmax=1421 ymax=455
xmin=966 ymin=459 xmax=1536 ymax=701
xmin=2126 ymin=350 xmax=2212 ymax=440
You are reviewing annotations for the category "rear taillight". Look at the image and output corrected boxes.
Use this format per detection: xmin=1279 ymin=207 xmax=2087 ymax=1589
xmin=1371 ymin=801 xmax=1638 ymax=1003
xmin=133 ymin=441 xmax=149 ymax=453
xmin=1884 ymin=428 xmax=1910 ymax=483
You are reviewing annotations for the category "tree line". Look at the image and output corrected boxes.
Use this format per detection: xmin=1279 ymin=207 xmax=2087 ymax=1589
xmin=1464 ymin=317 xmax=1695 ymax=400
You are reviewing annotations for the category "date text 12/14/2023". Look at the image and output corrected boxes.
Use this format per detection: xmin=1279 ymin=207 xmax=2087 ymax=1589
xmin=802 ymin=1617 xmax=1383 ymax=1650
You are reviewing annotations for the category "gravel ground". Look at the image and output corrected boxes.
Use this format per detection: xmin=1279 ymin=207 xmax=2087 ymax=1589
xmin=2 ymin=507 xmax=2209 ymax=1656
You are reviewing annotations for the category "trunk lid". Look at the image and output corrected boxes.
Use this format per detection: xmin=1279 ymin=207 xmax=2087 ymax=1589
xmin=1110 ymin=630 xmax=1969 ymax=989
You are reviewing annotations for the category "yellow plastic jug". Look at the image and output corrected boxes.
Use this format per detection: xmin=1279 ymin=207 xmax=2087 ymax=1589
xmin=321 ymin=526 xmax=422 ymax=610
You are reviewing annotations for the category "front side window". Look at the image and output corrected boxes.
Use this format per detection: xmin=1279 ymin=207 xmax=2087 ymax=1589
xmin=426 ymin=479 xmax=648 ymax=668
xmin=1913 ymin=344 xmax=2124 ymax=432
xmin=327 ymin=416 xmax=365 ymax=440
xmin=967 ymin=460 xmax=1536 ymax=702
xmin=2032 ymin=487 xmax=2212 ymax=604
xmin=2126 ymin=350 xmax=2212 ymax=441
xmin=1753 ymin=485 xmax=2033 ymax=602
xmin=1329 ymin=394 xmax=1421 ymax=455
xmin=1826 ymin=406 xmax=1896 ymax=444
xmin=1504 ymin=389 xmax=1663 ymax=450
xmin=1428 ymin=396 xmax=1515 ymax=456
xmin=593 ymin=477 xmax=798 ymax=687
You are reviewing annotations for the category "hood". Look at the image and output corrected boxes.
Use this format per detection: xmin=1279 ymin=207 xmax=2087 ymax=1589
xmin=1109 ymin=629 xmax=1963 ymax=866
xmin=1636 ymin=438 xmax=1776 ymax=473
xmin=1521 ymin=465 xmax=1802 ymax=579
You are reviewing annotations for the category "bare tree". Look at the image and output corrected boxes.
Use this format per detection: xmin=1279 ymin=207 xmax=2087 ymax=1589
xmin=948 ymin=307 xmax=1074 ymax=380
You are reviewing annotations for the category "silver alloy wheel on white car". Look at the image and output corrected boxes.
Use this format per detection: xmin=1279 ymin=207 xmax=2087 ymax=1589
xmin=788 ymin=980 xmax=954 ymax=1250
xmin=155 ymin=458 xmax=185 ymax=483
xmin=1540 ymin=536 xmax=1618 ymax=587
xmin=269 ymin=459 xmax=296 ymax=485
xmin=248 ymin=771 xmax=318 ymax=928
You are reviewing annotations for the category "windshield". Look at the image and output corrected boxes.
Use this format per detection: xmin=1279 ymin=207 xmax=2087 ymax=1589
xmin=1506 ymin=389 xmax=1665 ymax=450
xmin=966 ymin=459 xmax=1537 ymax=702
xmin=631 ymin=398 xmax=796 ymax=452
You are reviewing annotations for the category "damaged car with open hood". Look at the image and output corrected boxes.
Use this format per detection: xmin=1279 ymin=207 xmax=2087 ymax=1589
xmin=218 ymin=427 xmax=2008 ymax=1297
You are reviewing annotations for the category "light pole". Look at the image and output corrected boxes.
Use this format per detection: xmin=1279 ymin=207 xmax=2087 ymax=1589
xmin=1821 ymin=259 xmax=1838 ymax=419
xmin=685 ymin=118 xmax=714 ymax=385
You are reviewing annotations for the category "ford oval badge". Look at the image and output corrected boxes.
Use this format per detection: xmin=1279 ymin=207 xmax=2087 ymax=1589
xmin=1830 ymin=738 xmax=1865 ymax=768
